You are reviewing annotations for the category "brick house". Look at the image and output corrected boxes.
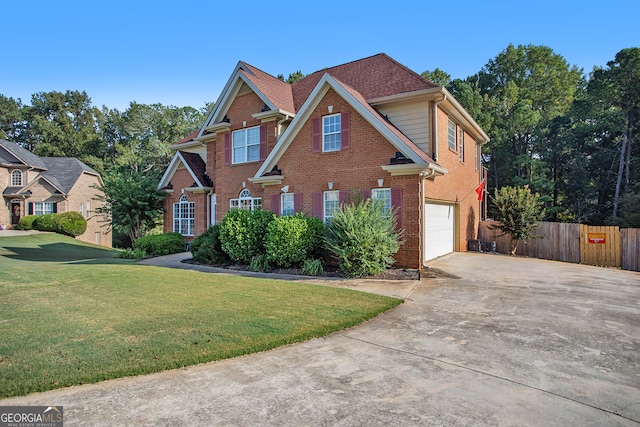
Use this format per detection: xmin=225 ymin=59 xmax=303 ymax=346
xmin=158 ymin=54 xmax=489 ymax=268
xmin=0 ymin=139 xmax=112 ymax=247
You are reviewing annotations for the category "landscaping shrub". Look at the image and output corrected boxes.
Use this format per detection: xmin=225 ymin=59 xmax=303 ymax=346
xmin=265 ymin=213 xmax=325 ymax=268
xmin=190 ymin=225 xmax=230 ymax=266
xmin=301 ymin=258 xmax=324 ymax=276
xmin=133 ymin=232 xmax=185 ymax=256
xmin=325 ymin=199 xmax=401 ymax=277
xmin=54 ymin=211 xmax=87 ymax=237
xmin=32 ymin=214 xmax=58 ymax=232
xmin=118 ymin=248 xmax=147 ymax=259
xmin=15 ymin=215 xmax=38 ymax=230
xmin=219 ymin=209 xmax=274 ymax=264
xmin=248 ymin=253 xmax=270 ymax=272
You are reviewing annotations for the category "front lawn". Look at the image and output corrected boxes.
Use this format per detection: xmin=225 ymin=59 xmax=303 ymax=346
xmin=0 ymin=234 xmax=402 ymax=398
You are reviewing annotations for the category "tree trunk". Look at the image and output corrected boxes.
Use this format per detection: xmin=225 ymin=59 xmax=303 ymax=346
xmin=613 ymin=133 xmax=628 ymax=218
xmin=509 ymin=238 xmax=520 ymax=256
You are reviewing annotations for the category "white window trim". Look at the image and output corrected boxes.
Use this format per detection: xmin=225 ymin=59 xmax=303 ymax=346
xmin=86 ymin=201 xmax=91 ymax=219
xmin=11 ymin=170 xmax=22 ymax=186
xmin=459 ymin=128 xmax=464 ymax=162
xmin=173 ymin=195 xmax=195 ymax=236
xmin=371 ymin=188 xmax=392 ymax=218
xmin=448 ymin=119 xmax=457 ymax=151
xmin=322 ymin=114 xmax=341 ymax=152
xmin=232 ymin=126 xmax=260 ymax=164
xmin=323 ymin=190 xmax=340 ymax=223
xmin=281 ymin=193 xmax=295 ymax=217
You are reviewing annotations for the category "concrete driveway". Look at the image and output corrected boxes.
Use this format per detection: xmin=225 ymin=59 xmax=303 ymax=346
xmin=2 ymin=253 xmax=639 ymax=426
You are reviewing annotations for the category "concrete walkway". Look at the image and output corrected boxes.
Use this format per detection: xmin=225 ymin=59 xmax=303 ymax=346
xmin=2 ymin=253 xmax=639 ymax=426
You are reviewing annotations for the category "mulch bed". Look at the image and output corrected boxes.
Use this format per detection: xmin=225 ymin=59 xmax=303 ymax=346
xmin=182 ymin=258 xmax=420 ymax=280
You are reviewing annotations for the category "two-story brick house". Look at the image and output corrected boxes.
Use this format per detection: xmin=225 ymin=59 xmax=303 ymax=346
xmin=158 ymin=54 xmax=489 ymax=268
xmin=0 ymin=139 xmax=112 ymax=247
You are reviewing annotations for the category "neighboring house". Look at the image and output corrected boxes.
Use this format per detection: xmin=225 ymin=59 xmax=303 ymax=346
xmin=0 ymin=139 xmax=112 ymax=247
xmin=158 ymin=54 xmax=489 ymax=268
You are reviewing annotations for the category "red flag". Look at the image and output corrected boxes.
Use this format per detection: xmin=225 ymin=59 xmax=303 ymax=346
xmin=475 ymin=180 xmax=485 ymax=201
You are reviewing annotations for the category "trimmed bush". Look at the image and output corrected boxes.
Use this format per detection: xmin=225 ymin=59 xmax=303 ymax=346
xmin=32 ymin=214 xmax=58 ymax=232
xmin=118 ymin=248 xmax=147 ymax=259
xmin=326 ymin=199 xmax=401 ymax=277
xmin=15 ymin=215 xmax=38 ymax=230
xmin=219 ymin=209 xmax=274 ymax=264
xmin=265 ymin=213 xmax=325 ymax=268
xmin=191 ymin=225 xmax=231 ymax=266
xmin=55 ymin=212 xmax=87 ymax=237
xmin=133 ymin=232 xmax=185 ymax=256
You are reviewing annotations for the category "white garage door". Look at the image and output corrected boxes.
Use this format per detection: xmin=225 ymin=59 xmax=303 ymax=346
xmin=424 ymin=202 xmax=455 ymax=261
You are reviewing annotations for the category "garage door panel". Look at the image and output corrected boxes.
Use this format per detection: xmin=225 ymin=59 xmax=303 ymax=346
xmin=424 ymin=202 xmax=454 ymax=261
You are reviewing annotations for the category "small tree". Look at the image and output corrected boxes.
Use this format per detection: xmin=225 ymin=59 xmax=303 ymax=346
xmin=491 ymin=186 xmax=545 ymax=255
xmin=93 ymin=166 xmax=166 ymax=245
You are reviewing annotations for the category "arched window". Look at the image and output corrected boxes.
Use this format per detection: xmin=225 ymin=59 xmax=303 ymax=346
xmin=11 ymin=170 xmax=22 ymax=186
xmin=173 ymin=195 xmax=195 ymax=236
xmin=230 ymin=189 xmax=261 ymax=211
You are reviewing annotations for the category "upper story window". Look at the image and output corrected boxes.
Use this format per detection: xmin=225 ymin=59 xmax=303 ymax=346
xmin=281 ymin=193 xmax=295 ymax=217
xmin=371 ymin=188 xmax=392 ymax=218
xmin=323 ymin=190 xmax=340 ymax=223
xmin=11 ymin=170 xmax=22 ymax=186
xmin=323 ymin=114 xmax=341 ymax=152
xmin=230 ymin=189 xmax=262 ymax=211
xmin=448 ymin=119 xmax=457 ymax=151
xmin=232 ymin=126 xmax=260 ymax=164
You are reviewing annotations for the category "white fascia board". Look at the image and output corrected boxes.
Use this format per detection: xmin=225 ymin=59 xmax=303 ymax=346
xmin=381 ymin=163 xmax=448 ymax=176
xmin=169 ymin=140 xmax=204 ymax=150
xmin=200 ymin=66 xmax=278 ymax=138
xmin=254 ymin=74 xmax=427 ymax=179
xmin=157 ymin=152 xmax=202 ymax=190
xmin=368 ymin=87 xmax=442 ymax=106
xmin=440 ymin=87 xmax=490 ymax=144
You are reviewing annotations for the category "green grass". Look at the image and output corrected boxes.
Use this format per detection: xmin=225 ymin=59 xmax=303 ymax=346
xmin=0 ymin=234 xmax=402 ymax=398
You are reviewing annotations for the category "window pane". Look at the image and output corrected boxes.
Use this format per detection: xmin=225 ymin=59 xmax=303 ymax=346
xmin=372 ymin=188 xmax=391 ymax=217
xmin=232 ymin=130 xmax=245 ymax=148
xmin=323 ymin=115 xmax=341 ymax=152
xmin=281 ymin=193 xmax=294 ymax=216
xmin=448 ymin=120 xmax=456 ymax=150
xmin=324 ymin=191 xmax=339 ymax=222
xmin=246 ymin=127 xmax=260 ymax=145
xmin=247 ymin=144 xmax=260 ymax=161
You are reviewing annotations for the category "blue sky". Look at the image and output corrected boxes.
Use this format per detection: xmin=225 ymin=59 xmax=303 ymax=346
xmin=3 ymin=1 xmax=638 ymax=111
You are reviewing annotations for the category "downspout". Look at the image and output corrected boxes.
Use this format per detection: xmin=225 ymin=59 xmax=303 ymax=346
xmin=206 ymin=189 xmax=214 ymax=227
xmin=432 ymin=93 xmax=447 ymax=162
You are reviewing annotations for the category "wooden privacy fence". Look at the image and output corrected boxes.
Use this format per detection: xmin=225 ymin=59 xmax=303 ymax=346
xmin=621 ymin=228 xmax=640 ymax=272
xmin=478 ymin=221 xmax=639 ymax=271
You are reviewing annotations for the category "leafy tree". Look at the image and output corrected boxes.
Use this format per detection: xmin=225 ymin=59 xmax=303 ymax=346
xmin=490 ymin=186 xmax=545 ymax=255
xmin=0 ymin=95 xmax=26 ymax=143
xmin=475 ymin=44 xmax=582 ymax=206
xmin=277 ymin=70 xmax=305 ymax=84
xmin=421 ymin=68 xmax=451 ymax=86
xmin=26 ymin=90 xmax=106 ymax=170
xmin=93 ymin=166 xmax=167 ymax=245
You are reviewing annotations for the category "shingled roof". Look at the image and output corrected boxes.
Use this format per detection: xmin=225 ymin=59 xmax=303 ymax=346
xmin=0 ymin=139 xmax=48 ymax=170
xmin=178 ymin=151 xmax=212 ymax=187
xmin=39 ymin=158 xmax=100 ymax=194
xmin=240 ymin=63 xmax=295 ymax=114
xmin=291 ymin=53 xmax=438 ymax=111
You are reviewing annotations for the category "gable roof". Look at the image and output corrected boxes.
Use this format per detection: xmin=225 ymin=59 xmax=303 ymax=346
xmin=254 ymin=73 xmax=444 ymax=180
xmin=39 ymin=158 xmax=100 ymax=194
xmin=291 ymin=54 xmax=438 ymax=110
xmin=158 ymin=151 xmax=212 ymax=190
xmin=200 ymin=62 xmax=295 ymax=136
xmin=0 ymin=139 xmax=48 ymax=170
